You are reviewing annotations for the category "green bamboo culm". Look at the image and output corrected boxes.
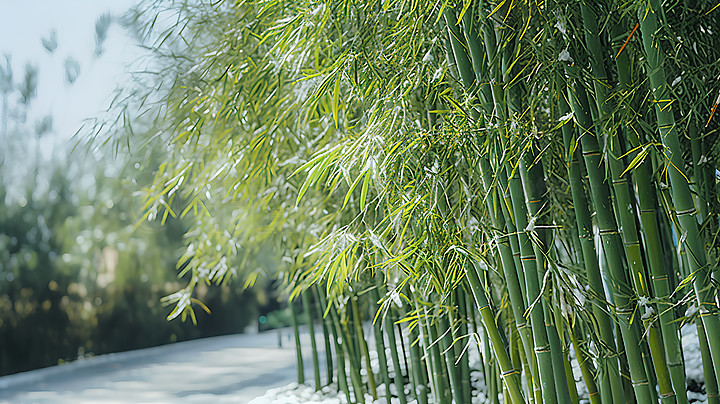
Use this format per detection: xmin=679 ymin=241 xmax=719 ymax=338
xmin=317 ymin=288 xmax=352 ymax=404
xmin=350 ymin=295 xmax=377 ymax=400
xmin=313 ymin=285 xmax=334 ymax=387
xmin=425 ymin=305 xmax=452 ymax=404
xmin=437 ymin=309 xmax=463 ymax=402
xmin=290 ymin=297 xmax=305 ymax=385
xmin=567 ymin=77 xmax=652 ymax=403
xmin=405 ymin=286 xmax=429 ymax=404
xmin=455 ymin=289 xmax=473 ymax=404
xmin=466 ymin=260 xmax=527 ymax=404
xmin=696 ymin=317 xmax=720 ymax=404
xmin=388 ymin=309 xmax=409 ymax=404
xmin=416 ymin=301 xmax=441 ymax=404
xmin=327 ymin=296 xmax=363 ymax=403
xmin=370 ymin=285 xmax=393 ymax=404
xmin=302 ymin=293 xmax=321 ymax=390
xmin=555 ymin=67 xmax=625 ymax=404
xmin=578 ymin=4 xmax=676 ymax=402
xmin=637 ymin=0 xmax=720 ymax=391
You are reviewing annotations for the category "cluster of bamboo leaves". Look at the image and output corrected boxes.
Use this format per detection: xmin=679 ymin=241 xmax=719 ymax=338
xmin=108 ymin=0 xmax=720 ymax=403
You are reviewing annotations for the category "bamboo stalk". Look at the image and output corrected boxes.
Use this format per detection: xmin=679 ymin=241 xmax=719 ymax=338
xmin=331 ymin=299 xmax=364 ymax=403
xmin=478 ymin=160 xmax=540 ymax=399
xmin=369 ymin=285 xmax=392 ymax=404
xmin=466 ymin=260 xmax=527 ymax=403
xmin=696 ymin=318 xmax=720 ymax=404
xmin=350 ymin=295 xmax=377 ymax=400
xmin=407 ymin=317 xmax=429 ymax=404
xmin=567 ymin=77 xmax=652 ymax=402
xmin=568 ymin=323 xmax=601 ymax=404
xmin=476 ymin=6 xmax=566 ymax=400
xmin=516 ymin=144 xmax=574 ymax=404
xmin=456 ymin=289 xmax=473 ymax=403
xmin=313 ymin=285 xmax=334 ymax=387
xmin=610 ymin=13 xmax=689 ymax=402
xmin=405 ymin=285 xmax=429 ymax=404
xmin=442 ymin=8 xmax=537 ymax=401
xmin=397 ymin=321 xmax=410 ymax=388
xmin=416 ymin=303 xmax=439 ymax=404
xmin=317 ymin=288 xmax=352 ymax=403
xmin=579 ymin=4 xmax=676 ymax=402
xmin=485 ymin=327 xmax=502 ymax=404
xmin=562 ymin=342 xmax=580 ymax=404
xmin=425 ymin=306 xmax=452 ymax=404
xmin=502 ymin=163 xmax=562 ymax=404
xmin=290 ymin=297 xmax=305 ymax=385
xmin=637 ymin=0 xmax=720 ymax=390
xmin=387 ymin=306 xmax=409 ymax=404
xmin=556 ymin=70 xmax=626 ymax=404
xmin=303 ymin=293 xmax=321 ymax=390
xmin=437 ymin=310 xmax=463 ymax=402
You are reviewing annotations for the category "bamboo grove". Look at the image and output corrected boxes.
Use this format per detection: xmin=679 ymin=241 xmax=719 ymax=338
xmin=110 ymin=0 xmax=720 ymax=403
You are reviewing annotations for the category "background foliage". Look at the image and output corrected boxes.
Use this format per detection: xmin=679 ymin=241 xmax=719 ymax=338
xmin=0 ymin=22 xmax=267 ymax=376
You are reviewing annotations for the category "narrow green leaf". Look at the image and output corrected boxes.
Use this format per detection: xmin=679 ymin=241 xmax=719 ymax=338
xmin=332 ymin=73 xmax=340 ymax=128
xmin=620 ymin=145 xmax=650 ymax=178
xmin=360 ymin=171 xmax=370 ymax=211
xmin=191 ymin=298 xmax=212 ymax=314
xmin=343 ymin=170 xmax=365 ymax=210
xmin=296 ymin=164 xmax=320 ymax=206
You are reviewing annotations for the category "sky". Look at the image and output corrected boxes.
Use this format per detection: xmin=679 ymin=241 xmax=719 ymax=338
xmin=0 ymin=0 xmax=142 ymax=157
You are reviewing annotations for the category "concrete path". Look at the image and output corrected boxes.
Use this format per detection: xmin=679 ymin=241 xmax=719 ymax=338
xmin=0 ymin=328 xmax=324 ymax=403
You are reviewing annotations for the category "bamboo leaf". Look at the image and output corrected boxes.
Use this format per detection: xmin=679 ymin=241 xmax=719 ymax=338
xmin=332 ymin=73 xmax=340 ymax=128
xmin=619 ymin=144 xmax=650 ymax=178
xmin=191 ymin=298 xmax=212 ymax=314
xmin=360 ymin=170 xmax=371 ymax=211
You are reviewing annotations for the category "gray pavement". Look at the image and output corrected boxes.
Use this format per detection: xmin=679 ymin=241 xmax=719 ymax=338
xmin=0 ymin=328 xmax=325 ymax=404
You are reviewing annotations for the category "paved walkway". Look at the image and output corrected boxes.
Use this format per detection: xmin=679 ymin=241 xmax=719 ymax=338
xmin=0 ymin=328 xmax=323 ymax=403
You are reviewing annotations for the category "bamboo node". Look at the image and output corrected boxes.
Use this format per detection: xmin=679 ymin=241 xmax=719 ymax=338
xmin=676 ymin=208 xmax=696 ymax=216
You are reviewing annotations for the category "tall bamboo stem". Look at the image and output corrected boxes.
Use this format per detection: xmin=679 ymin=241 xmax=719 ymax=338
xmin=567 ymin=77 xmax=652 ymax=402
xmin=303 ymin=293 xmax=321 ymax=390
xmin=637 ymin=0 xmax=720 ymax=390
xmin=466 ymin=260 xmax=527 ymax=403
xmin=290 ymin=297 xmax=305 ymax=385
xmin=556 ymin=70 xmax=626 ymax=404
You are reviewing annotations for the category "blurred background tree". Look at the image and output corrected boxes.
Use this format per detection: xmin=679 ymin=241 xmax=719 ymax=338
xmin=0 ymin=13 xmax=273 ymax=376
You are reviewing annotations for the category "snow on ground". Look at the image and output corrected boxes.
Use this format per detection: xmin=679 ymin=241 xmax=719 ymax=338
xmin=249 ymin=383 xmax=349 ymax=404
xmin=251 ymin=322 xmax=711 ymax=403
